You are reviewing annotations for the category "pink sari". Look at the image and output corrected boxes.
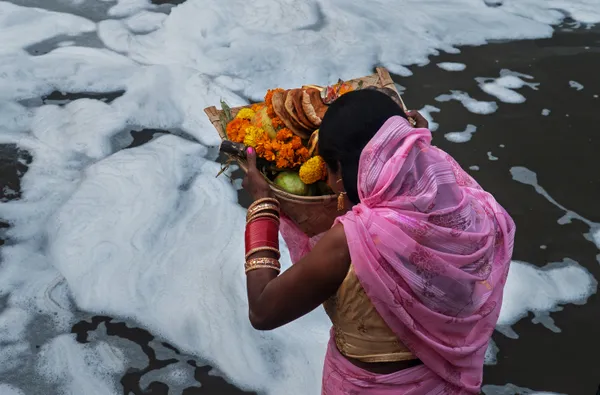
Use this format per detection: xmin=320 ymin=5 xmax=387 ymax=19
xmin=280 ymin=116 xmax=515 ymax=394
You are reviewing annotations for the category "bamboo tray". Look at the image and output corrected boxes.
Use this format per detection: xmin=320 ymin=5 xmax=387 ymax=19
xmin=204 ymin=67 xmax=405 ymax=236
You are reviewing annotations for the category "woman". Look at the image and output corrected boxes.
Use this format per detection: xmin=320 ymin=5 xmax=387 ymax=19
xmin=242 ymin=89 xmax=515 ymax=394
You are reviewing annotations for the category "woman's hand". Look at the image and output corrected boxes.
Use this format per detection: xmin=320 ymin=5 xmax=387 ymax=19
xmin=406 ymin=110 xmax=429 ymax=129
xmin=242 ymin=147 xmax=272 ymax=201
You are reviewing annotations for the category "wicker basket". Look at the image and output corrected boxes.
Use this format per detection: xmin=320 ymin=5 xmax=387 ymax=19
xmin=204 ymin=67 xmax=407 ymax=236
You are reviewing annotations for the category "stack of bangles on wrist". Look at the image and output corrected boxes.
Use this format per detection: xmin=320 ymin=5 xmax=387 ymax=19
xmin=245 ymin=198 xmax=281 ymax=274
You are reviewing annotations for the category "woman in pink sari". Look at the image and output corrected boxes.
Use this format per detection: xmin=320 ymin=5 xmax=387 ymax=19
xmin=241 ymin=89 xmax=515 ymax=394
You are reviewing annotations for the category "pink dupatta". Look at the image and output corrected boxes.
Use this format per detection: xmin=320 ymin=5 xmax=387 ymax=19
xmin=281 ymin=116 xmax=515 ymax=394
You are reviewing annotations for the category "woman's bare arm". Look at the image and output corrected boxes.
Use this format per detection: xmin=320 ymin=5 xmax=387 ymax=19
xmin=246 ymin=224 xmax=350 ymax=330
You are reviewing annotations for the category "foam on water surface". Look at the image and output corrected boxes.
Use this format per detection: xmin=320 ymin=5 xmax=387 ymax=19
xmin=484 ymin=339 xmax=498 ymax=365
xmin=0 ymin=384 xmax=25 ymax=395
xmin=418 ymin=105 xmax=440 ymax=132
xmin=445 ymin=124 xmax=477 ymax=143
xmin=569 ymin=80 xmax=584 ymax=91
xmin=437 ymin=62 xmax=466 ymax=71
xmin=0 ymin=2 xmax=96 ymax=54
xmin=482 ymin=383 xmax=565 ymax=395
xmin=436 ymin=91 xmax=498 ymax=114
xmin=0 ymin=306 xmax=32 ymax=374
xmin=497 ymin=259 xmax=597 ymax=338
xmin=2 ymin=0 xmax=600 ymax=392
xmin=477 ymin=69 xmax=539 ymax=104
xmin=542 ymin=108 xmax=551 ymax=116
xmin=43 ymin=135 xmax=329 ymax=394
xmin=36 ymin=334 xmax=126 ymax=394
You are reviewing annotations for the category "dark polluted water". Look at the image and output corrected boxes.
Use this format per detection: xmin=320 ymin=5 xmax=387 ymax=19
xmin=0 ymin=25 xmax=598 ymax=395
xmin=397 ymin=25 xmax=600 ymax=395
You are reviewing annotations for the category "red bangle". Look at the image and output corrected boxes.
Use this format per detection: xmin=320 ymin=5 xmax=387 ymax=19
xmin=245 ymin=217 xmax=279 ymax=254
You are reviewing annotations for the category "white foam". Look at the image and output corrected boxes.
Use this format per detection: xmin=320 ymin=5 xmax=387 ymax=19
xmin=44 ymin=135 xmax=329 ymax=394
xmin=0 ymin=342 xmax=31 ymax=375
xmin=542 ymin=108 xmax=551 ymax=116
xmin=0 ymin=307 xmax=31 ymax=344
xmin=2 ymin=0 xmax=600 ymax=392
xmin=36 ymin=334 xmax=126 ymax=394
xmin=57 ymin=41 xmax=76 ymax=47
xmin=484 ymin=339 xmax=498 ymax=365
xmin=469 ymin=165 xmax=480 ymax=171
xmin=139 ymin=362 xmax=196 ymax=391
xmin=488 ymin=152 xmax=499 ymax=161
xmin=592 ymin=229 xmax=600 ymax=250
xmin=436 ymin=91 xmax=498 ymax=114
xmin=125 ymin=11 xmax=167 ymax=33
xmin=477 ymin=70 xmax=538 ymax=104
xmin=483 ymin=383 xmax=565 ymax=395
xmin=108 ymin=0 xmax=154 ymax=18
xmin=569 ymin=80 xmax=584 ymax=91
xmin=445 ymin=124 xmax=477 ymax=143
xmin=0 ymin=384 xmax=25 ymax=395
xmin=0 ymin=2 xmax=95 ymax=54
xmin=437 ymin=62 xmax=466 ymax=71
xmin=480 ymin=80 xmax=526 ymax=103
xmin=497 ymin=259 xmax=597 ymax=338
xmin=418 ymin=105 xmax=440 ymax=132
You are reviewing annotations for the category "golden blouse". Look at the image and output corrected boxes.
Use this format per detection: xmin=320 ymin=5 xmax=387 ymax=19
xmin=323 ymin=265 xmax=416 ymax=363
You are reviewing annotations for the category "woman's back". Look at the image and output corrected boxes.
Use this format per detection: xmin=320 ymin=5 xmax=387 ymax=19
xmin=324 ymin=264 xmax=415 ymax=363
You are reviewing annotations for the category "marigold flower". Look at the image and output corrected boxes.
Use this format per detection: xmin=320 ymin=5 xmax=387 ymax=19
xmin=236 ymin=108 xmax=255 ymax=120
xmin=226 ymin=118 xmax=251 ymax=143
xmin=251 ymin=103 xmax=264 ymax=112
xmin=276 ymin=128 xmax=293 ymax=141
xmin=276 ymin=157 xmax=291 ymax=169
xmin=299 ymin=156 xmax=327 ymax=184
xmin=271 ymin=117 xmax=285 ymax=129
xmin=243 ymin=125 xmax=267 ymax=148
xmin=295 ymin=147 xmax=310 ymax=164
xmin=291 ymin=136 xmax=303 ymax=150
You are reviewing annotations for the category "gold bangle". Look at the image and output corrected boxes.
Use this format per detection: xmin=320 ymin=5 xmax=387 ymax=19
xmin=245 ymin=257 xmax=281 ymax=273
xmin=247 ymin=202 xmax=279 ymax=215
xmin=246 ymin=203 xmax=279 ymax=220
xmin=249 ymin=198 xmax=280 ymax=211
xmin=247 ymin=212 xmax=280 ymax=224
xmin=245 ymin=264 xmax=281 ymax=274
xmin=245 ymin=246 xmax=281 ymax=260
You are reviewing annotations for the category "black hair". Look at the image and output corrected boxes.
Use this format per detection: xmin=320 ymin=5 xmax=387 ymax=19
xmin=318 ymin=89 xmax=407 ymax=204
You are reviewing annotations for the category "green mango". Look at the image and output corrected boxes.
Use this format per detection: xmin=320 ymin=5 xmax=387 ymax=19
xmin=274 ymin=172 xmax=309 ymax=196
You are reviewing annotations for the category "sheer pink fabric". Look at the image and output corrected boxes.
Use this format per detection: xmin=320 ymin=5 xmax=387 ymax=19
xmin=280 ymin=116 xmax=515 ymax=394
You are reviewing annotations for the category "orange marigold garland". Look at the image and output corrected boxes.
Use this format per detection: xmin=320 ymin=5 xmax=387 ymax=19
xmin=226 ymin=118 xmax=251 ymax=143
xmin=251 ymin=103 xmax=264 ymax=112
xmin=225 ymin=87 xmax=320 ymax=170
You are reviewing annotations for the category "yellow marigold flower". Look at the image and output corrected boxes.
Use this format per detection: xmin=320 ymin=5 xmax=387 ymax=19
xmin=299 ymin=155 xmax=327 ymax=184
xmin=243 ymin=125 xmax=267 ymax=148
xmin=236 ymin=108 xmax=256 ymax=121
